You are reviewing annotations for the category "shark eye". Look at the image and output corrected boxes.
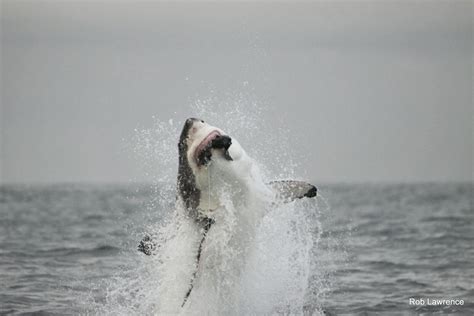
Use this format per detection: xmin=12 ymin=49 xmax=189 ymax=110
xmin=201 ymin=120 xmax=204 ymax=123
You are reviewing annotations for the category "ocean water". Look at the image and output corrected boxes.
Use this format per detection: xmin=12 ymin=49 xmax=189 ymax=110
xmin=0 ymin=183 xmax=472 ymax=315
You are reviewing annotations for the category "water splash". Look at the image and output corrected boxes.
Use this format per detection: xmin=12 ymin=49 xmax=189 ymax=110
xmin=86 ymin=89 xmax=333 ymax=315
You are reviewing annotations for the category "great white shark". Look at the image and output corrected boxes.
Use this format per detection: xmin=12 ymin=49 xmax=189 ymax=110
xmin=138 ymin=118 xmax=317 ymax=309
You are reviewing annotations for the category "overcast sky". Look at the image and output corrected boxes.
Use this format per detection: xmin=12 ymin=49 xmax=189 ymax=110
xmin=1 ymin=0 xmax=472 ymax=184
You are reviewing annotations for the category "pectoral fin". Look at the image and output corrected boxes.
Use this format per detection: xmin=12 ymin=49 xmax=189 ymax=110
xmin=267 ymin=180 xmax=317 ymax=202
xmin=138 ymin=234 xmax=158 ymax=255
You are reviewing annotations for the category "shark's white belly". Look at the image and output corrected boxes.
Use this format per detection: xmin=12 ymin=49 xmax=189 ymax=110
xmin=193 ymin=139 xmax=268 ymax=215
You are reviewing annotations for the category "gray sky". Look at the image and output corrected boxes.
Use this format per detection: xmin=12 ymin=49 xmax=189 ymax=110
xmin=1 ymin=0 xmax=472 ymax=184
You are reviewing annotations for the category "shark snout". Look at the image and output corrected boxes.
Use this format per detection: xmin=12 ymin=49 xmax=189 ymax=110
xmin=211 ymin=135 xmax=232 ymax=150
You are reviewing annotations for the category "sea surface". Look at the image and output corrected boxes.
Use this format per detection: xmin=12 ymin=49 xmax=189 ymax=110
xmin=0 ymin=183 xmax=472 ymax=315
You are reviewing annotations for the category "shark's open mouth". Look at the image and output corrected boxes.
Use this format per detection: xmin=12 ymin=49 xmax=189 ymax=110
xmin=194 ymin=130 xmax=222 ymax=166
xmin=194 ymin=130 xmax=233 ymax=166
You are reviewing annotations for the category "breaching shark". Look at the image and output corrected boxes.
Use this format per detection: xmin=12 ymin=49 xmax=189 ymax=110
xmin=138 ymin=118 xmax=317 ymax=310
